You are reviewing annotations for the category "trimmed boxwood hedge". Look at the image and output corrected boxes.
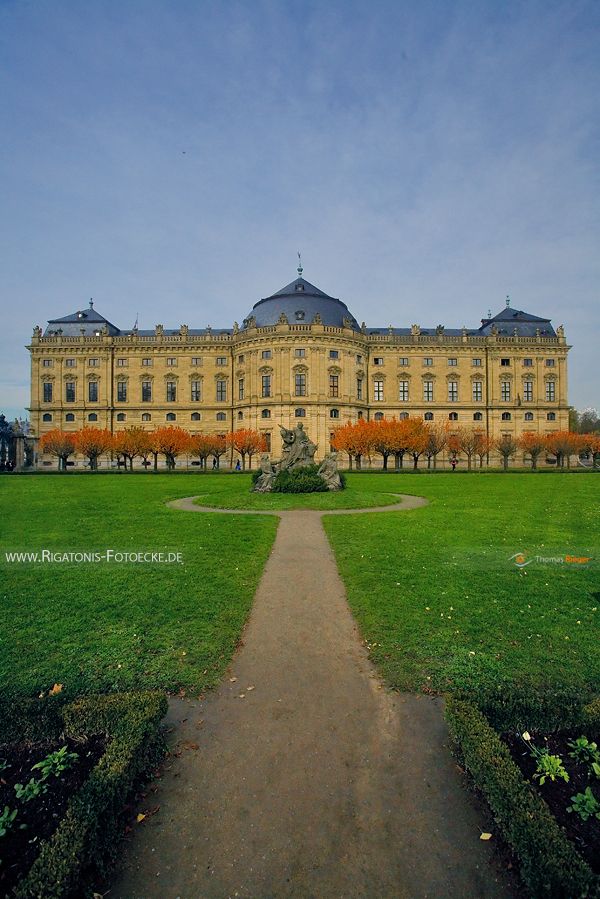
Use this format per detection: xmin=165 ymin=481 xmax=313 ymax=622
xmin=0 ymin=691 xmax=167 ymax=899
xmin=445 ymin=696 xmax=600 ymax=898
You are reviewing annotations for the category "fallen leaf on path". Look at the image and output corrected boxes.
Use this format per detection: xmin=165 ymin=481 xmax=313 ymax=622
xmin=246 ymin=685 xmax=255 ymax=691
xmin=49 ymin=683 xmax=63 ymax=695
xmin=136 ymin=813 xmax=146 ymax=823
xmin=480 ymin=832 xmax=492 ymax=841
xmin=180 ymin=741 xmax=199 ymax=751
xmin=239 ymin=694 xmax=245 ymax=698
xmin=229 ymin=677 xmax=237 ymax=682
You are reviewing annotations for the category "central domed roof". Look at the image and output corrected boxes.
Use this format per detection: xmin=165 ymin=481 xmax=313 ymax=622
xmin=243 ymin=277 xmax=360 ymax=330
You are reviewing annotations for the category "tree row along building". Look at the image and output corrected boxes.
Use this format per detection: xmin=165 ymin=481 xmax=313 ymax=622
xmin=29 ymin=268 xmax=570 ymax=468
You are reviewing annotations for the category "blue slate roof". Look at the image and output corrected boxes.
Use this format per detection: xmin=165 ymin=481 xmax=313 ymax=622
xmin=244 ymin=277 xmax=361 ymax=330
xmin=44 ymin=301 xmax=120 ymax=336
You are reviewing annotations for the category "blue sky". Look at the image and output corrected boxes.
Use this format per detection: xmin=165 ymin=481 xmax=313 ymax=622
xmin=1 ymin=0 xmax=598 ymax=419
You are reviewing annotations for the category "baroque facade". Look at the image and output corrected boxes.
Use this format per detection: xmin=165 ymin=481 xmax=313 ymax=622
xmin=29 ymin=269 xmax=570 ymax=466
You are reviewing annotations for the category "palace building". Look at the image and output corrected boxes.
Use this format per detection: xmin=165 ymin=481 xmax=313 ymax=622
xmin=29 ymin=266 xmax=570 ymax=467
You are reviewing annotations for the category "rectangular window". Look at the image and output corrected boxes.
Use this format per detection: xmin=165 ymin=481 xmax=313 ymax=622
xmin=373 ymin=357 xmax=383 ymax=366
xmin=237 ymin=354 xmax=245 ymax=364
xmin=500 ymin=358 xmax=510 ymax=367
xmin=65 ymin=358 xmax=76 ymax=367
xmin=166 ymin=381 xmax=177 ymax=402
xmin=238 ymin=378 xmax=245 ymax=400
xmin=523 ymin=380 xmax=533 ymax=402
xmin=88 ymin=358 xmax=99 ymax=367
xmin=216 ymin=356 xmax=227 ymax=366
xmin=116 ymin=358 xmax=127 ymax=367
xmin=216 ymin=380 xmax=227 ymax=402
xmin=501 ymin=381 xmax=511 ymax=402
xmin=448 ymin=358 xmax=458 ymax=366
xmin=191 ymin=357 xmax=202 ymax=366
xmin=43 ymin=382 xmax=53 ymax=402
xmin=166 ymin=357 xmax=177 ymax=367
xmin=423 ymin=381 xmax=433 ymax=402
xmin=448 ymin=380 xmax=458 ymax=402
xmin=261 ymin=350 xmax=272 ymax=360
xmin=42 ymin=359 xmax=53 ymax=367
xmin=399 ymin=357 xmax=409 ymax=366
xmin=263 ymin=432 xmax=271 ymax=452
xmin=329 ymin=350 xmax=339 ymax=360
xmin=472 ymin=358 xmax=482 ymax=367
xmin=329 ymin=375 xmax=339 ymax=398
xmin=546 ymin=381 xmax=556 ymax=401
xmin=295 ymin=348 xmax=306 ymax=358
xmin=295 ymin=373 xmax=306 ymax=396
xmin=65 ymin=382 xmax=75 ymax=403
xmin=423 ymin=357 xmax=433 ymax=367
xmin=261 ymin=375 xmax=271 ymax=398
xmin=88 ymin=381 xmax=98 ymax=402
xmin=374 ymin=380 xmax=384 ymax=402
xmin=117 ymin=382 xmax=127 ymax=402
xmin=545 ymin=358 xmax=556 ymax=367
xmin=142 ymin=381 xmax=152 ymax=402
xmin=191 ymin=380 xmax=201 ymax=402
xmin=356 ymin=378 xmax=363 ymax=400
xmin=399 ymin=380 xmax=409 ymax=402
xmin=142 ymin=358 xmax=152 ymax=367
xmin=523 ymin=358 xmax=533 ymax=367
xmin=356 ymin=354 xmax=363 ymax=364
xmin=472 ymin=381 xmax=482 ymax=402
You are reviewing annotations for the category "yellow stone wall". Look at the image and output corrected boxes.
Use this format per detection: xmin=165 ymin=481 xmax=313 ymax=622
xmin=29 ymin=320 xmax=570 ymax=467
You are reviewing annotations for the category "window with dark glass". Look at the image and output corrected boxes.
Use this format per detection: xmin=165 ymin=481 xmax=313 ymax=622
xmin=117 ymin=382 xmax=127 ymax=402
xmin=356 ymin=378 xmax=363 ymax=400
xmin=216 ymin=380 xmax=227 ymax=402
xmin=43 ymin=382 xmax=53 ymax=402
xmin=238 ymin=378 xmax=245 ymax=400
xmin=523 ymin=380 xmax=533 ymax=402
xmin=501 ymin=381 xmax=511 ymax=402
xmin=546 ymin=381 xmax=556 ymax=401
xmin=399 ymin=380 xmax=409 ymax=402
xmin=65 ymin=382 xmax=75 ymax=403
xmin=166 ymin=381 xmax=177 ymax=402
xmin=261 ymin=375 xmax=271 ymax=398
xmin=374 ymin=380 xmax=384 ymax=401
xmin=191 ymin=380 xmax=201 ymax=402
xmin=295 ymin=373 xmax=306 ymax=396
xmin=423 ymin=381 xmax=433 ymax=402
xmin=294 ymin=408 xmax=306 ymax=417
xmin=472 ymin=381 xmax=483 ymax=402
xmin=88 ymin=381 xmax=98 ymax=402
xmin=448 ymin=380 xmax=458 ymax=402
xmin=142 ymin=381 xmax=152 ymax=402
xmin=329 ymin=375 xmax=339 ymax=397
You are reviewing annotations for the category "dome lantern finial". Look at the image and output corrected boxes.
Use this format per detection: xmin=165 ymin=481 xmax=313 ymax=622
xmin=89 ymin=298 xmax=94 ymax=309
xmin=506 ymin=294 xmax=511 ymax=308
xmin=297 ymin=251 xmax=303 ymax=277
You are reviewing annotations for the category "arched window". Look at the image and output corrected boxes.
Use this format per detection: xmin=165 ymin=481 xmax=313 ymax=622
xmin=142 ymin=413 xmax=152 ymax=422
xmin=399 ymin=412 xmax=409 ymax=420
xmin=166 ymin=413 xmax=176 ymax=422
xmin=216 ymin=412 xmax=227 ymax=421
xmin=374 ymin=412 xmax=384 ymax=421
xmin=330 ymin=409 xmax=340 ymax=419
xmin=449 ymin=412 xmax=458 ymax=421
xmin=65 ymin=413 xmax=75 ymax=422
xmin=88 ymin=413 xmax=98 ymax=422
xmin=237 ymin=410 xmax=243 ymax=420
xmin=42 ymin=413 xmax=52 ymax=422
xmin=473 ymin=412 xmax=483 ymax=421
xmin=524 ymin=412 xmax=534 ymax=421
xmin=191 ymin=412 xmax=201 ymax=421
xmin=547 ymin=412 xmax=556 ymax=421
xmin=294 ymin=408 xmax=306 ymax=418
xmin=424 ymin=412 xmax=433 ymax=421
xmin=501 ymin=412 xmax=512 ymax=421
xmin=116 ymin=413 xmax=126 ymax=422
xmin=261 ymin=409 xmax=271 ymax=419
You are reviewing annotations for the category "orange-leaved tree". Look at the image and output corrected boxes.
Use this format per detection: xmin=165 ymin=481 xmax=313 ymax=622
xmin=151 ymin=426 xmax=191 ymax=470
xmin=386 ymin=418 xmax=413 ymax=470
xmin=226 ymin=429 xmax=267 ymax=470
xmin=331 ymin=420 xmax=374 ymax=470
xmin=74 ymin=427 xmax=114 ymax=470
xmin=189 ymin=433 xmax=216 ymax=469
xmin=579 ymin=433 xmax=600 ymax=470
xmin=455 ymin=427 xmax=484 ymax=471
xmin=424 ymin=423 xmax=448 ymax=469
xmin=371 ymin=419 xmax=395 ymax=470
xmin=405 ymin=418 xmax=430 ymax=470
xmin=40 ymin=429 xmax=76 ymax=471
xmin=113 ymin=427 xmax=152 ymax=470
xmin=210 ymin=434 xmax=228 ymax=469
xmin=518 ymin=431 xmax=547 ymax=470
xmin=495 ymin=434 xmax=519 ymax=471
xmin=544 ymin=430 xmax=584 ymax=469
xmin=474 ymin=431 xmax=493 ymax=469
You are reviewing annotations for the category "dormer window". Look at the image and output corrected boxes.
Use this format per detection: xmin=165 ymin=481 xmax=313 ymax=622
xmin=295 ymin=310 xmax=305 ymax=320
xmin=295 ymin=284 xmax=305 ymax=292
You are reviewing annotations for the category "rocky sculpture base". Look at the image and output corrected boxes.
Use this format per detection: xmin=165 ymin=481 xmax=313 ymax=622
xmin=253 ymin=454 xmax=343 ymax=493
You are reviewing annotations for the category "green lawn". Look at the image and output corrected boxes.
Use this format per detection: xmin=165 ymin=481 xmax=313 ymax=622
xmin=0 ymin=475 xmax=278 ymax=698
xmin=2 ymin=472 xmax=599 ymax=702
xmin=323 ymin=473 xmax=600 ymax=697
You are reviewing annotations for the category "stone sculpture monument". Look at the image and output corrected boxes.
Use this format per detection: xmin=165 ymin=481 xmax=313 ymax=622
xmin=252 ymin=424 xmax=342 ymax=492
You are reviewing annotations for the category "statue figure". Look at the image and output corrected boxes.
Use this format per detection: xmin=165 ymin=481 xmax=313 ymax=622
xmin=317 ymin=453 xmax=342 ymax=491
xmin=279 ymin=422 xmax=317 ymax=470
xmin=254 ymin=455 xmax=278 ymax=492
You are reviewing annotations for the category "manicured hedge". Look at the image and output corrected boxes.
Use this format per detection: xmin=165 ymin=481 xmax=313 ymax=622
xmin=2 ymin=691 xmax=167 ymax=899
xmin=445 ymin=696 xmax=600 ymax=898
